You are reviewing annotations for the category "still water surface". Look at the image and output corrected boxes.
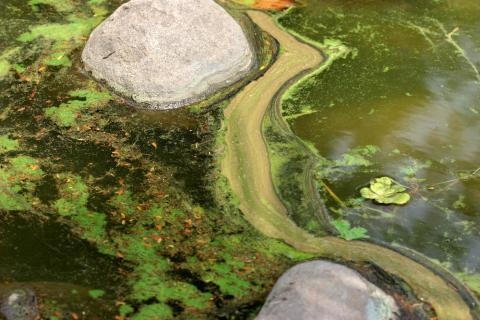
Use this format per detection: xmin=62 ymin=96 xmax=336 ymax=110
xmin=280 ymin=0 xmax=480 ymax=274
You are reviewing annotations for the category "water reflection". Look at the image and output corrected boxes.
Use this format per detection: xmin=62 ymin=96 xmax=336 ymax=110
xmin=280 ymin=0 xmax=480 ymax=273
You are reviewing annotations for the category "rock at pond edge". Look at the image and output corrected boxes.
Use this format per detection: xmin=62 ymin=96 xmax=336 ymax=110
xmin=256 ymin=260 xmax=399 ymax=320
xmin=82 ymin=0 xmax=255 ymax=109
xmin=0 ymin=288 xmax=38 ymax=320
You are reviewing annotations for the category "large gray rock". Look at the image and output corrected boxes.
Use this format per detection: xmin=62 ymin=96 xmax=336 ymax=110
xmin=82 ymin=0 xmax=254 ymax=109
xmin=257 ymin=261 xmax=399 ymax=320
xmin=0 ymin=289 xmax=38 ymax=320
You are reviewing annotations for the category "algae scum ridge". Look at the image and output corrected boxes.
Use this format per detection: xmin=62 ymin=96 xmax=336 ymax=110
xmin=0 ymin=0 xmax=314 ymax=318
xmin=271 ymin=0 xmax=480 ymax=292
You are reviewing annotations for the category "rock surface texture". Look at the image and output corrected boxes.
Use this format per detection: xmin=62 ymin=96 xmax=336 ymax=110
xmin=256 ymin=261 xmax=399 ymax=320
xmin=82 ymin=0 xmax=254 ymax=109
xmin=0 ymin=289 xmax=38 ymax=320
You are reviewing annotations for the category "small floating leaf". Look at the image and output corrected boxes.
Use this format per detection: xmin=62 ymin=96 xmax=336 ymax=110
xmin=88 ymin=289 xmax=105 ymax=299
xmin=360 ymin=176 xmax=410 ymax=205
xmin=331 ymin=219 xmax=369 ymax=241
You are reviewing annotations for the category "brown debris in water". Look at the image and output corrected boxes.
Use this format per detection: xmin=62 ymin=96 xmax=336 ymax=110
xmin=253 ymin=0 xmax=296 ymax=10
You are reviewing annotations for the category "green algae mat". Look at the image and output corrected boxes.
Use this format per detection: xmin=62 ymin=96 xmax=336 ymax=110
xmin=1 ymin=0 xmax=480 ymax=319
xmin=0 ymin=0 xmax=314 ymax=318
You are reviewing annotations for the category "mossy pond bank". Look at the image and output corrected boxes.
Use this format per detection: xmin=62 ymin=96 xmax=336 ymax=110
xmin=1 ymin=0 xmax=479 ymax=319
xmin=269 ymin=0 xmax=480 ymax=295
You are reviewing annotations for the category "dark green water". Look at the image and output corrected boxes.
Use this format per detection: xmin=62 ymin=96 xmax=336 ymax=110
xmin=279 ymin=0 xmax=480 ymax=282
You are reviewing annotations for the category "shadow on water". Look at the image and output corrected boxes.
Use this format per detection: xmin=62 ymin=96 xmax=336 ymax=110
xmin=0 ymin=212 xmax=121 ymax=285
xmin=0 ymin=212 xmax=123 ymax=318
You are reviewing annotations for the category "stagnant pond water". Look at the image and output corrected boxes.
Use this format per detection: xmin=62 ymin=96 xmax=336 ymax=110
xmin=2 ymin=0 xmax=480 ymax=317
xmin=279 ymin=0 xmax=480 ymax=279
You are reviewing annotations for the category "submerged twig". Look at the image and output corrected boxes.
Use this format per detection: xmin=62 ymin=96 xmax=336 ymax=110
xmin=425 ymin=166 xmax=480 ymax=190
xmin=319 ymin=180 xmax=346 ymax=208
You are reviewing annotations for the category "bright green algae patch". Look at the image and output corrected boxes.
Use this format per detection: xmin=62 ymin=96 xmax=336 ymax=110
xmin=29 ymin=0 xmax=75 ymax=13
xmin=11 ymin=1 xmax=108 ymax=74
xmin=0 ymin=155 xmax=44 ymax=210
xmin=45 ymin=89 xmax=112 ymax=127
xmin=17 ymin=16 xmax=100 ymax=43
xmin=0 ymin=135 xmax=19 ymax=153
xmin=0 ymin=47 xmax=20 ymax=79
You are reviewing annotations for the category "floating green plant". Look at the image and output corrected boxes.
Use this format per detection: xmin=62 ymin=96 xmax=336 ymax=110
xmin=331 ymin=219 xmax=369 ymax=240
xmin=0 ymin=135 xmax=19 ymax=153
xmin=88 ymin=289 xmax=105 ymax=299
xmin=29 ymin=0 xmax=75 ymax=13
xmin=45 ymin=88 xmax=112 ymax=127
xmin=360 ymin=177 xmax=410 ymax=205
xmin=18 ymin=16 xmax=102 ymax=43
xmin=0 ymin=48 xmax=20 ymax=80
xmin=0 ymin=155 xmax=44 ymax=210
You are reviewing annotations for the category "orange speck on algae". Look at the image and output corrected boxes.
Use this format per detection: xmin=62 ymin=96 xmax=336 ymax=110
xmin=253 ymin=0 xmax=296 ymax=10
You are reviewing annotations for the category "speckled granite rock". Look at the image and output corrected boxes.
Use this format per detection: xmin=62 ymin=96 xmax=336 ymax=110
xmin=0 ymin=289 xmax=38 ymax=320
xmin=256 ymin=260 xmax=399 ymax=320
xmin=82 ymin=0 xmax=254 ymax=109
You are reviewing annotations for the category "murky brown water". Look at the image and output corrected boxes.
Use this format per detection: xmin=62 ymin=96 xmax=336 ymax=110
xmin=279 ymin=0 xmax=480 ymax=277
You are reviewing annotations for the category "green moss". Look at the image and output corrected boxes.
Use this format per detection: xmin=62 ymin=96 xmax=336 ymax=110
xmin=156 ymin=282 xmax=212 ymax=309
xmin=45 ymin=88 xmax=112 ymax=127
xmin=17 ymin=7 xmax=108 ymax=70
xmin=0 ymin=48 xmax=20 ymax=80
xmin=0 ymin=191 xmax=28 ymax=211
xmin=258 ymin=238 xmax=315 ymax=260
xmin=18 ymin=16 xmax=101 ymax=43
xmin=0 ymin=135 xmax=19 ymax=153
xmin=9 ymin=156 xmax=44 ymax=177
xmin=109 ymin=191 xmax=137 ymax=218
xmin=132 ymin=304 xmax=173 ymax=320
xmin=45 ymin=106 xmax=77 ymax=127
xmin=54 ymin=174 xmax=89 ymax=216
xmin=73 ymin=212 xmax=107 ymax=241
xmin=0 ymin=156 xmax=43 ymax=210
xmin=0 ymin=61 xmax=10 ymax=79
xmin=88 ymin=289 xmax=106 ymax=299
xmin=29 ymin=0 xmax=75 ymax=13
xmin=53 ymin=174 xmax=108 ymax=243
xmin=206 ymin=264 xmax=251 ymax=297
xmin=235 ymin=0 xmax=256 ymax=5
xmin=13 ymin=64 xmax=26 ymax=73
xmin=45 ymin=51 xmax=72 ymax=67
xmin=88 ymin=0 xmax=107 ymax=5
xmin=456 ymin=273 xmax=480 ymax=295
xmin=119 ymin=304 xmax=134 ymax=317
xmin=129 ymin=263 xmax=168 ymax=301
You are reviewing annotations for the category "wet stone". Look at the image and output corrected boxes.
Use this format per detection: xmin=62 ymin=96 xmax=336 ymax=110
xmin=0 ymin=289 xmax=39 ymax=320
xmin=256 ymin=260 xmax=399 ymax=320
xmin=82 ymin=0 xmax=254 ymax=109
